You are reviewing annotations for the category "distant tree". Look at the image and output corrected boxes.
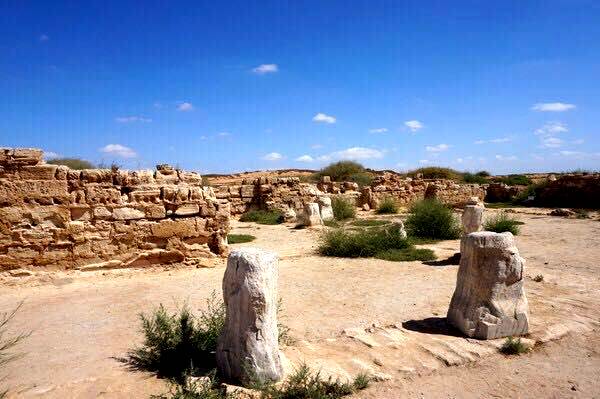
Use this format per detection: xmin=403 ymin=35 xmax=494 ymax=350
xmin=315 ymin=161 xmax=373 ymax=185
xmin=46 ymin=158 xmax=95 ymax=170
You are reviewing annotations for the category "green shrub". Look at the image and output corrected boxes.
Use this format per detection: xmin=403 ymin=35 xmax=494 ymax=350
xmin=462 ymin=173 xmax=488 ymax=184
xmin=533 ymin=274 xmax=544 ymax=282
xmin=152 ymin=372 xmax=231 ymax=399
xmin=318 ymin=225 xmax=410 ymax=258
xmin=407 ymin=167 xmax=462 ymax=180
xmin=484 ymin=212 xmax=521 ymax=235
xmin=46 ymin=157 xmax=95 ymax=170
xmin=350 ymin=219 xmax=389 ymax=227
xmin=376 ymin=197 xmax=399 ymax=214
xmin=476 ymin=170 xmax=490 ymax=177
xmin=494 ymin=174 xmax=532 ymax=186
xmin=1 ymin=303 xmax=29 ymax=399
xmin=240 ymin=210 xmax=284 ymax=225
xmin=323 ymin=220 xmax=341 ymax=228
xmin=254 ymin=363 xmax=369 ymax=399
xmin=227 ymin=234 xmax=256 ymax=244
xmin=499 ymin=337 xmax=529 ymax=355
xmin=331 ymin=197 xmax=356 ymax=221
xmin=316 ymin=161 xmax=366 ymax=182
xmin=347 ymin=172 xmax=373 ymax=187
xmin=405 ymin=199 xmax=461 ymax=239
xmin=375 ymin=248 xmax=436 ymax=262
xmin=122 ymin=293 xmax=225 ymax=380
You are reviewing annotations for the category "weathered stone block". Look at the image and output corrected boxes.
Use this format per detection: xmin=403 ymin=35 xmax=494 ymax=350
xmin=112 ymin=207 xmax=145 ymax=220
xmin=318 ymin=197 xmax=334 ymax=221
xmin=462 ymin=204 xmax=484 ymax=235
xmin=18 ymin=164 xmax=58 ymax=180
xmin=150 ymin=218 xmax=198 ymax=238
xmin=447 ymin=232 xmax=529 ymax=339
xmin=298 ymin=202 xmax=323 ymax=227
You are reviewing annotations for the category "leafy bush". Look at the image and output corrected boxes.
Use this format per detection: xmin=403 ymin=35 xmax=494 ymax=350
xmin=46 ymin=157 xmax=94 ymax=169
xmin=483 ymin=212 xmax=521 ymax=235
xmin=315 ymin=161 xmax=366 ymax=182
xmin=1 ymin=303 xmax=29 ymax=399
xmin=227 ymin=234 xmax=256 ymax=244
xmin=122 ymin=293 xmax=225 ymax=380
xmin=493 ymin=174 xmax=532 ymax=186
xmin=254 ymin=364 xmax=370 ymax=399
xmin=240 ymin=210 xmax=284 ymax=225
xmin=331 ymin=197 xmax=356 ymax=221
xmin=476 ymin=170 xmax=490 ymax=177
xmin=405 ymin=199 xmax=461 ymax=239
xmin=375 ymin=248 xmax=436 ymax=262
xmin=350 ymin=219 xmax=389 ymax=227
xmin=462 ymin=173 xmax=488 ymax=184
xmin=499 ymin=337 xmax=529 ymax=355
xmin=346 ymin=172 xmax=373 ymax=187
xmin=376 ymin=197 xmax=399 ymax=214
xmin=533 ymin=274 xmax=544 ymax=282
xmin=407 ymin=167 xmax=462 ymax=180
xmin=323 ymin=220 xmax=341 ymax=228
xmin=318 ymin=225 xmax=410 ymax=258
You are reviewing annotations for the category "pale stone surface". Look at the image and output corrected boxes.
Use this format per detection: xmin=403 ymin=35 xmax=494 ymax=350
xmin=447 ymin=231 xmax=529 ymax=339
xmin=462 ymin=204 xmax=484 ymax=234
xmin=299 ymin=202 xmax=323 ymax=227
xmin=390 ymin=218 xmax=408 ymax=239
xmin=217 ymin=247 xmax=283 ymax=383
xmin=318 ymin=196 xmax=334 ymax=221
xmin=282 ymin=207 xmax=296 ymax=222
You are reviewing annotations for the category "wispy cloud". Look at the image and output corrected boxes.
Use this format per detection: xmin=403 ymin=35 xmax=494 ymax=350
xmin=217 ymin=132 xmax=230 ymax=137
xmin=495 ymin=154 xmax=517 ymax=161
xmin=39 ymin=34 xmax=49 ymax=42
xmin=115 ymin=116 xmax=152 ymax=123
xmin=540 ymin=136 xmax=564 ymax=148
xmin=531 ymin=102 xmax=576 ymax=112
xmin=177 ymin=102 xmax=194 ymax=112
xmin=369 ymin=128 xmax=388 ymax=134
xmin=559 ymin=150 xmax=583 ymax=157
xmin=329 ymin=147 xmax=384 ymax=160
xmin=252 ymin=64 xmax=278 ymax=74
xmin=425 ymin=143 xmax=449 ymax=153
xmin=313 ymin=113 xmax=336 ymax=124
xmin=419 ymin=159 xmax=430 ymax=164
xmin=534 ymin=122 xmax=568 ymax=136
xmin=404 ymin=120 xmax=423 ymax=132
xmin=475 ymin=137 xmax=512 ymax=144
xmin=262 ymin=152 xmax=283 ymax=161
xmin=295 ymin=155 xmax=314 ymax=162
xmin=100 ymin=144 xmax=137 ymax=158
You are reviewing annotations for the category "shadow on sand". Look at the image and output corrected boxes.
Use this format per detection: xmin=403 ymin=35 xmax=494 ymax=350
xmin=402 ymin=317 xmax=463 ymax=337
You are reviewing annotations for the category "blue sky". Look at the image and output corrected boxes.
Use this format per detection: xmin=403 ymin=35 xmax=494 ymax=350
xmin=1 ymin=1 xmax=599 ymax=174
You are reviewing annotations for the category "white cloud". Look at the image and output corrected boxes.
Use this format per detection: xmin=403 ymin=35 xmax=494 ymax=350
xmin=295 ymin=155 xmax=314 ymax=162
xmin=490 ymin=137 xmax=512 ymax=143
xmin=531 ymin=102 xmax=576 ymax=112
xmin=425 ymin=143 xmax=449 ymax=153
xmin=329 ymin=147 xmax=384 ymax=160
xmin=262 ymin=152 xmax=283 ymax=161
xmin=313 ymin=113 xmax=336 ymax=124
xmin=419 ymin=159 xmax=430 ymax=164
xmin=39 ymin=34 xmax=49 ymax=42
xmin=540 ymin=136 xmax=564 ymax=148
xmin=369 ymin=128 xmax=388 ymax=134
xmin=455 ymin=158 xmax=464 ymax=164
xmin=252 ymin=64 xmax=278 ymax=74
xmin=217 ymin=132 xmax=230 ymax=137
xmin=474 ymin=140 xmax=486 ymax=145
xmin=559 ymin=150 xmax=583 ymax=157
xmin=115 ymin=116 xmax=152 ymax=123
xmin=177 ymin=102 xmax=194 ymax=112
xmin=99 ymin=144 xmax=137 ymax=158
xmin=535 ymin=122 xmax=568 ymax=136
xmin=495 ymin=154 xmax=517 ymax=161
xmin=404 ymin=120 xmax=423 ymax=132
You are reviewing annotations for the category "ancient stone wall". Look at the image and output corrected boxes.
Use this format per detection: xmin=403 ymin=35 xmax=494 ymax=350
xmin=0 ymin=148 xmax=230 ymax=272
xmin=536 ymin=174 xmax=600 ymax=208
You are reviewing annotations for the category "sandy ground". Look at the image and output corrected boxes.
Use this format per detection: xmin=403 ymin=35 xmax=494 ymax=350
xmin=1 ymin=208 xmax=599 ymax=398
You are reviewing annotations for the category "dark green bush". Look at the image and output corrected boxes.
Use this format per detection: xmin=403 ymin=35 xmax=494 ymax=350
xmin=407 ymin=167 xmax=462 ymax=180
xmin=484 ymin=212 xmax=521 ymax=235
xmin=46 ymin=157 xmax=95 ymax=170
xmin=350 ymin=219 xmax=389 ymax=227
xmin=315 ymin=161 xmax=366 ymax=182
xmin=122 ymin=293 xmax=225 ymax=380
xmin=375 ymin=248 xmax=436 ymax=262
xmin=318 ymin=225 xmax=410 ymax=258
xmin=240 ymin=210 xmax=284 ymax=225
xmin=494 ymin=174 xmax=532 ymax=186
xmin=227 ymin=234 xmax=256 ymax=244
xmin=476 ymin=170 xmax=491 ymax=177
xmin=499 ymin=337 xmax=529 ymax=355
xmin=376 ymin=197 xmax=399 ymax=214
xmin=462 ymin=173 xmax=488 ymax=184
xmin=331 ymin=197 xmax=356 ymax=221
xmin=405 ymin=199 xmax=461 ymax=239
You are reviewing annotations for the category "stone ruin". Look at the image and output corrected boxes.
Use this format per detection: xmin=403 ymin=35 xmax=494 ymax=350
xmin=0 ymin=148 xmax=230 ymax=271
xmin=447 ymin=231 xmax=529 ymax=339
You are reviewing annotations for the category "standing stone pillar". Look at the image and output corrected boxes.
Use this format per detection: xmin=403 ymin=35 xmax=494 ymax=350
xmin=299 ymin=202 xmax=323 ymax=227
xmin=318 ymin=197 xmax=334 ymax=221
xmin=461 ymin=204 xmax=484 ymax=235
xmin=447 ymin=232 xmax=529 ymax=339
xmin=217 ymin=248 xmax=283 ymax=383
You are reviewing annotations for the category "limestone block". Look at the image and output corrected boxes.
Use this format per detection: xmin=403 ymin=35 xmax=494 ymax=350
xmin=447 ymin=232 xmax=529 ymax=339
xmin=299 ymin=202 xmax=323 ymax=227
xmin=217 ymin=248 xmax=283 ymax=383
xmin=81 ymin=169 xmax=113 ymax=184
xmin=318 ymin=197 xmax=334 ymax=221
xmin=112 ymin=207 xmax=145 ymax=220
xmin=85 ymin=184 xmax=122 ymax=205
xmin=129 ymin=189 xmax=161 ymax=204
xmin=240 ymin=185 xmax=255 ymax=198
xmin=178 ymin=170 xmax=202 ymax=184
xmin=462 ymin=205 xmax=484 ymax=234
xmin=282 ymin=207 xmax=296 ymax=222
xmin=155 ymin=165 xmax=180 ymax=184
xmin=390 ymin=218 xmax=408 ymax=239
xmin=9 ymin=148 xmax=43 ymax=166
xmin=174 ymin=203 xmax=200 ymax=216
xmin=0 ymin=180 xmax=69 ymax=204
xmin=71 ymin=206 xmax=92 ymax=221
xmin=124 ymin=249 xmax=185 ymax=267
xmin=151 ymin=218 xmax=198 ymax=238
xmin=143 ymin=204 xmax=167 ymax=219
xmin=18 ymin=164 xmax=58 ymax=180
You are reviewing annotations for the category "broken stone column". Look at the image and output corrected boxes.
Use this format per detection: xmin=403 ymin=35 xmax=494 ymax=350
xmin=216 ymin=247 xmax=283 ymax=383
xmin=299 ymin=202 xmax=323 ymax=226
xmin=318 ymin=197 xmax=334 ymax=221
xmin=461 ymin=204 xmax=484 ymax=235
xmin=447 ymin=232 xmax=529 ymax=339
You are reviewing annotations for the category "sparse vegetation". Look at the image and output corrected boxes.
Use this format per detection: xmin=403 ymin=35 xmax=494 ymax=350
xmin=533 ymin=274 xmax=544 ymax=282
xmin=314 ymin=161 xmax=373 ymax=186
xmin=574 ymin=209 xmax=590 ymax=219
xmin=493 ymin=174 xmax=532 ymax=186
xmin=484 ymin=212 xmax=521 ymax=235
xmin=376 ymin=197 xmax=399 ymax=214
xmin=1 ymin=303 xmax=29 ymax=399
xmin=240 ymin=210 xmax=284 ymax=225
xmin=46 ymin=157 xmax=94 ymax=170
xmin=227 ymin=234 xmax=256 ymax=244
xmin=318 ymin=225 xmax=410 ymax=258
xmin=323 ymin=219 xmax=341 ymax=228
xmin=499 ymin=337 xmax=529 ymax=355
xmin=202 ymin=176 xmax=212 ymax=187
xmin=350 ymin=219 xmax=389 ymax=227
xmin=152 ymin=372 xmax=232 ymax=399
xmin=462 ymin=172 xmax=488 ymax=184
xmin=253 ymin=364 xmax=370 ymax=399
xmin=476 ymin=170 xmax=491 ymax=177
xmin=405 ymin=199 xmax=461 ymax=240
xmin=331 ymin=197 xmax=356 ymax=221
xmin=407 ymin=167 xmax=462 ymax=181
xmin=375 ymin=248 xmax=436 ymax=262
